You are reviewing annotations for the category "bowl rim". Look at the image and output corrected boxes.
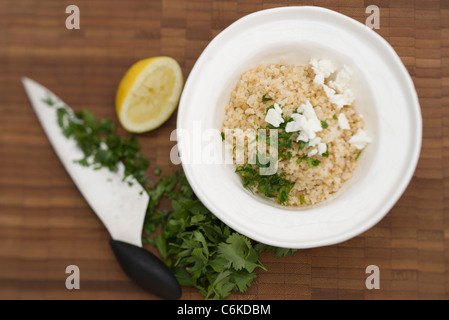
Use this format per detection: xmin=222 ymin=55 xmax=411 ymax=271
xmin=177 ymin=6 xmax=422 ymax=248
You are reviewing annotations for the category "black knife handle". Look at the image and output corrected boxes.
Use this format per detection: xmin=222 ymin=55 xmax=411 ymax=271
xmin=110 ymin=239 xmax=182 ymax=300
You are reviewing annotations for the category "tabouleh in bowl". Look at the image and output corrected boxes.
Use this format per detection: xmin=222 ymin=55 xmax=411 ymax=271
xmin=222 ymin=59 xmax=372 ymax=206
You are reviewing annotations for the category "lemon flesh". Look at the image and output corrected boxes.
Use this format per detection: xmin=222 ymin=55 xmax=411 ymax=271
xmin=116 ymin=57 xmax=183 ymax=133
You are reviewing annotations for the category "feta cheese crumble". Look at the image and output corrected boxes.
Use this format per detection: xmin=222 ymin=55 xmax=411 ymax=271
xmin=265 ymin=103 xmax=284 ymax=127
xmin=310 ymin=59 xmax=355 ymax=109
xmin=308 ymin=137 xmax=327 ymax=156
xmin=322 ymin=84 xmax=336 ymax=98
xmin=309 ymin=59 xmax=371 ymax=151
xmin=285 ymin=100 xmax=322 ymax=142
xmin=281 ymin=100 xmax=330 ymax=157
xmin=308 ymin=149 xmax=318 ymax=157
xmin=308 ymin=137 xmax=321 ymax=147
xmin=329 ymin=65 xmax=353 ymax=93
xmin=329 ymin=89 xmax=355 ymax=109
xmin=338 ymin=113 xmax=350 ymax=130
xmin=310 ymin=59 xmax=337 ymax=85
xmin=318 ymin=142 xmax=327 ymax=156
xmin=349 ymin=129 xmax=372 ymax=150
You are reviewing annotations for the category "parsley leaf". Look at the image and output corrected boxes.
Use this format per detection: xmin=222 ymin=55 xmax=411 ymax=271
xmin=217 ymin=233 xmax=265 ymax=273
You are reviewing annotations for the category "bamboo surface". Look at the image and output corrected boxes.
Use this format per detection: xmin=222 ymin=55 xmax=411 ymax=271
xmin=0 ymin=0 xmax=448 ymax=300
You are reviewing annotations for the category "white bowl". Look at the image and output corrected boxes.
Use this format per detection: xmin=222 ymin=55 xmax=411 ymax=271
xmin=177 ymin=6 xmax=422 ymax=248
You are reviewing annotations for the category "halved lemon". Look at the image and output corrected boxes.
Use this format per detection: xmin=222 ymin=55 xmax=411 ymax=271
xmin=116 ymin=57 xmax=183 ymax=133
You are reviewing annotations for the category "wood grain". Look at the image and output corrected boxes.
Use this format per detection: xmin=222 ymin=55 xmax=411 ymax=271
xmin=0 ymin=0 xmax=447 ymax=300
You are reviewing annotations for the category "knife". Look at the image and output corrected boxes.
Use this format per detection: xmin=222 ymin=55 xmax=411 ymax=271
xmin=22 ymin=77 xmax=181 ymax=300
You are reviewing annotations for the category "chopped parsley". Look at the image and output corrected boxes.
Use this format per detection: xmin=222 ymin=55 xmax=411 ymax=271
xmin=279 ymin=117 xmax=293 ymax=130
xmin=43 ymin=97 xmax=296 ymax=300
xmin=235 ymin=163 xmax=295 ymax=205
xmin=42 ymin=93 xmax=56 ymax=107
xmin=277 ymin=131 xmax=294 ymax=159
xmin=278 ymin=183 xmax=295 ymax=205
xmin=355 ymin=150 xmax=363 ymax=161
xmin=297 ymin=155 xmax=321 ymax=168
xmin=267 ymin=116 xmax=292 ymax=130
xmin=55 ymin=107 xmax=149 ymax=186
xmin=264 ymin=105 xmax=275 ymax=115
xmin=262 ymin=94 xmax=273 ymax=102
xmin=333 ymin=115 xmax=338 ymax=120
xmin=254 ymin=153 xmax=271 ymax=168
xmin=299 ymin=195 xmax=305 ymax=205
xmin=153 ymin=166 xmax=162 ymax=176
xmin=259 ymin=122 xmax=295 ymax=160
xmin=306 ymin=158 xmax=321 ymax=168
xmin=322 ymin=146 xmax=330 ymax=158
xmin=266 ymin=117 xmax=296 ymax=160
xmin=296 ymin=155 xmax=308 ymax=164
xmin=221 ymin=131 xmax=225 ymax=141
xmin=321 ymin=120 xmax=329 ymax=129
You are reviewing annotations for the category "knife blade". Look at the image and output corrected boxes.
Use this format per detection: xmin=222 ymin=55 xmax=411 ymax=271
xmin=22 ymin=77 xmax=181 ymax=299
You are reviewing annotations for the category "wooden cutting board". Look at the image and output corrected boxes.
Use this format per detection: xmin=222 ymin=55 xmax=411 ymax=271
xmin=0 ymin=0 xmax=447 ymax=300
